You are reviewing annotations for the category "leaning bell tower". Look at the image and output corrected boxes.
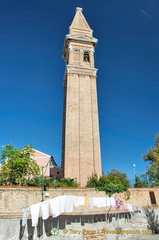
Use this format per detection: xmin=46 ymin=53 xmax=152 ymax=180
xmin=62 ymin=7 xmax=102 ymax=186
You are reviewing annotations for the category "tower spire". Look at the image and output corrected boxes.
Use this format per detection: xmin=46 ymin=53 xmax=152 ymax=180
xmin=69 ymin=7 xmax=92 ymax=36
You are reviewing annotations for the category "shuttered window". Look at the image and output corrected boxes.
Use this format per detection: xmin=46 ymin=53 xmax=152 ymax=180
xmin=149 ymin=191 xmax=157 ymax=204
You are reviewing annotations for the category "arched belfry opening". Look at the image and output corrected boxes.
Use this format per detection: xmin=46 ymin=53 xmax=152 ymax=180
xmin=84 ymin=51 xmax=90 ymax=62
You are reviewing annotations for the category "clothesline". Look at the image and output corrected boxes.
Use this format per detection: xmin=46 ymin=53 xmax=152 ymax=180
xmin=22 ymin=195 xmax=141 ymax=227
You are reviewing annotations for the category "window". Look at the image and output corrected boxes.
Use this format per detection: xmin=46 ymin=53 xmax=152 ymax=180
xmin=149 ymin=191 xmax=157 ymax=204
xmin=57 ymin=171 xmax=59 ymax=174
xmin=50 ymin=161 xmax=53 ymax=166
xmin=84 ymin=51 xmax=90 ymax=62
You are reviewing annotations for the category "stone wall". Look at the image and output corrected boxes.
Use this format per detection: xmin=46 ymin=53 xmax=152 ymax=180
xmin=0 ymin=187 xmax=159 ymax=217
xmin=118 ymin=187 xmax=159 ymax=207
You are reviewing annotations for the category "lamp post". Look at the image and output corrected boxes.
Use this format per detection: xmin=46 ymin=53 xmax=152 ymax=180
xmin=41 ymin=166 xmax=44 ymax=202
xmin=133 ymin=164 xmax=136 ymax=177
xmin=133 ymin=164 xmax=136 ymax=187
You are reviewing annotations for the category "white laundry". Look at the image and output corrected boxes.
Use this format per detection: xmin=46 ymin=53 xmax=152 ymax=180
xmin=100 ymin=197 xmax=107 ymax=207
xmin=22 ymin=206 xmax=29 ymax=226
xmin=106 ymin=197 xmax=111 ymax=206
xmin=110 ymin=197 xmax=115 ymax=206
xmin=30 ymin=202 xmax=41 ymax=227
xmin=92 ymin=197 xmax=99 ymax=207
xmin=40 ymin=200 xmax=49 ymax=220
xmin=73 ymin=196 xmax=84 ymax=207
xmin=23 ymin=195 xmax=140 ymax=228
xmin=58 ymin=195 xmax=66 ymax=213
xmin=64 ymin=195 xmax=74 ymax=213
xmin=89 ymin=197 xmax=93 ymax=209
xmin=89 ymin=196 xmax=115 ymax=208
xmin=95 ymin=197 xmax=102 ymax=207
xmin=92 ymin=197 xmax=105 ymax=207
xmin=49 ymin=197 xmax=61 ymax=218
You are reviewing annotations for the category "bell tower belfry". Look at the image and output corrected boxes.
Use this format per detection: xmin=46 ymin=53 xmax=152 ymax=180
xmin=62 ymin=7 xmax=102 ymax=186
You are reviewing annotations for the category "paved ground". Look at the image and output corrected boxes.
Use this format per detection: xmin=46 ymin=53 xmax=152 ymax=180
xmin=120 ymin=234 xmax=159 ymax=240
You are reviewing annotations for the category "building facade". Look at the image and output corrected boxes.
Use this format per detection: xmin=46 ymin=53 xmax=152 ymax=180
xmin=32 ymin=149 xmax=62 ymax=179
xmin=62 ymin=8 xmax=102 ymax=186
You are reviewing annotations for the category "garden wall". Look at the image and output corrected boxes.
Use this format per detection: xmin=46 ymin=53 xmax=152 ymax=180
xmin=0 ymin=187 xmax=159 ymax=217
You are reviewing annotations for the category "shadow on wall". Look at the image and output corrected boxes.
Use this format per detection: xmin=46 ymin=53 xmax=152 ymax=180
xmin=19 ymin=212 xmax=132 ymax=239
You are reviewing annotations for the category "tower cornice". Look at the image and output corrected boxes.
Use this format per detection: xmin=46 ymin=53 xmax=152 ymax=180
xmin=66 ymin=65 xmax=97 ymax=77
xmin=65 ymin=34 xmax=98 ymax=44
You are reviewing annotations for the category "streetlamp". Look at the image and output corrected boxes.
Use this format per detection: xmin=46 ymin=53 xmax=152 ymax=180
xmin=133 ymin=164 xmax=136 ymax=177
xmin=41 ymin=166 xmax=44 ymax=202
xmin=132 ymin=164 xmax=136 ymax=187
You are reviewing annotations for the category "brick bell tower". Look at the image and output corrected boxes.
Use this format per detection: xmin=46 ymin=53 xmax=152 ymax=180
xmin=62 ymin=7 xmax=102 ymax=186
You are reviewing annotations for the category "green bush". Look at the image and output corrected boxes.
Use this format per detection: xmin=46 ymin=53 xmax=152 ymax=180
xmin=86 ymin=173 xmax=98 ymax=188
xmin=25 ymin=177 xmax=79 ymax=188
xmin=51 ymin=178 xmax=79 ymax=188
xmin=25 ymin=177 xmax=43 ymax=187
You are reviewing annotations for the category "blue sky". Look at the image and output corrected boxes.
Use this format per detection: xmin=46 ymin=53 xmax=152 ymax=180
xmin=0 ymin=0 xmax=159 ymax=183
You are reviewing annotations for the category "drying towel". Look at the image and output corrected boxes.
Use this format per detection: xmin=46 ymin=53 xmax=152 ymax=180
xmin=106 ymin=197 xmax=111 ymax=206
xmin=64 ymin=195 xmax=74 ymax=213
xmin=73 ymin=196 xmax=84 ymax=207
xmin=30 ymin=203 xmax=41 ymax=227
xmin=89 ymin=197 xmax=93 ymax=209
xmin=84 ymin=196 xmax=89 ymax=206
xmin=110 ymin=197 xmax=115 ymax=206
xmin=58 ymin=195 xmax=66 ymax=213
xmin=40 ymin=200 xmax=49 ymax=220
xmin=49 ymin=197 xmax=61 ymax=218
xmin=22 ymin=206 xmax=29 ymax=226
xmin=100 ymin=197 xmax=107 ymax=207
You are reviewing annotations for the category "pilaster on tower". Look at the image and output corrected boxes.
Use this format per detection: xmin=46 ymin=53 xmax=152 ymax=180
xmin=62 ymin=7 xmax=102 ymax=187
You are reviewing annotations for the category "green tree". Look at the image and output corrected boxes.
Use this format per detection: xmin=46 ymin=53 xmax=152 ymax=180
xmin=134 ymin=174 xmax=151 ymax=188
xmin=98 ymin=175 xmax=129 ymax=197
xmin=107 ymin=168 xmax=131 ymax=188
xmin=86 ymin=169 xmax=130 ymax=198
xmin=143 ymin=133 xmax=159 ymax=186
xmin=0 ymin=144 xmax=40 ymax=185
xmin=134 ymin=175 xmax=145 ymax=188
